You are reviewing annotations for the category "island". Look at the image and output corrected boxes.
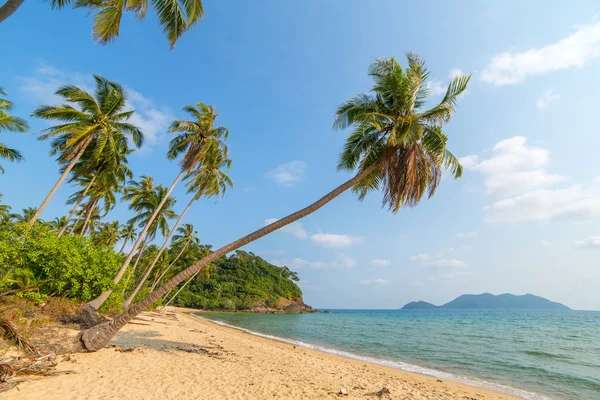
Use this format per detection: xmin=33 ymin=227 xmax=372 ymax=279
xmin=401 ymin=293 xmax=570 ymax=310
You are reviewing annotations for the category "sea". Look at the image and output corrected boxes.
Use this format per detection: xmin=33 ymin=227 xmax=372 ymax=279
xmin=197 ymin=309 xmax=600 ymax=400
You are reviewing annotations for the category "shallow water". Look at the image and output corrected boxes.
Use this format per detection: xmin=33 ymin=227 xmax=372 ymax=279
xmin=200 ymin=309 xmax=600 ymax=400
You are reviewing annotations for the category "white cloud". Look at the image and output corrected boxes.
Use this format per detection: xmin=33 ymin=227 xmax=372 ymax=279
xmin=485 ymin=184 xmax=600 ymax=223
xmin=575 ymin=236 xmax=600 ymax=249
xmin=448 ymin=68 xmax=464 ymax=79
xmin=410 ymin=251 xmax=468 ymax=271
xmin=540 ymin=240 xmax=553 ymax=248
xmin=409 ymin=253 xmax=431 ymax=262
xmin=425 ymin=80 xmax=446 ymax=96
xmin=482 ymin=21 xmax=600 ymax=85
xmin=462 ymin=137 xmax=566 ymax=197
xmin=266 ymin=161 xmax=307 ymax=187
xmin=265 ymin=218 xmax=308 ymax=239
xmin=466 ymin=137 xmax=600 ymax=223
xmin=273 ymin=254 xmax=356 ymax=269
xmin=456 ymin=232 xmax=478 ymax=239
xmin=536 ymin=90 xmax=560 ymax=110
xmin=264 ymin=218 xmax=308 ymax=239
xmin=19 ymin=64 xmax=171 ymax=154
xmin=370 ymin=259 xmax=391 ymax=267
xmin=310 ymin=233 xmax=363 ymax=248
xmin=424 ymin=259 xmax=468 ymax=269
xmin=359 ymin=278 xmax=391 ymax=286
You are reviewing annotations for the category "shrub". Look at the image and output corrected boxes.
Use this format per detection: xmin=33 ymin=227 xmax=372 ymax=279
xmin=0 ymin=223 xmax=124 ymax=302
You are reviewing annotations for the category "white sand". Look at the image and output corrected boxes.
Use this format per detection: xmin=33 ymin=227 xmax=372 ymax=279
xmin=3 ymin=307 xmax=521 ymax=399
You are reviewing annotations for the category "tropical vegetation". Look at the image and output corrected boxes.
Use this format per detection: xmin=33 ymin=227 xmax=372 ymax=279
xmin=0 ymin=0 xmax=204 ymax=49
xmin=0 ymin=53 xmax=469 ymax=354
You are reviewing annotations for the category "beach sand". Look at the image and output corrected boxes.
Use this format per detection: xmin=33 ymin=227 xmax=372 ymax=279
xmin=3 ymin=307 xmax=521 ymax=399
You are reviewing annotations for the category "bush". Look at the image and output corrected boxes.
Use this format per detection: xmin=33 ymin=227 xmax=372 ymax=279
xmin=0 ymin=223 xmax=124 ymax=302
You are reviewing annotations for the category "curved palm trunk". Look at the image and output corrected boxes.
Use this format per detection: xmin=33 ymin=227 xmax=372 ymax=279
xmin=163 ymin=269 xmax=201 ymax=308
xmin=80 ymin=199 xmax=98 ymax=236
xmin=150 ymin=240 xmax=189 ymax=291
xmin=68 ymin=215 xmax=82 ymax=236
xmin=87 ymin=170 xmax=185 ymax=310
xmin=123 ymin=196 xmax=196 ymax=308
xmin=0 ymin=0 xmax=24 ymax=23
xmin=29 ymin=136 xmax=93 ymax=225
xmin=58 ymin=165 xmax=102 ymax=237
xmin=81 ymin=163 xmax=378 ymax=350
xmin=118 ymin=229 xmax=134 ymax=254
xmin=122 ymin=237 xmax=148 ymax=294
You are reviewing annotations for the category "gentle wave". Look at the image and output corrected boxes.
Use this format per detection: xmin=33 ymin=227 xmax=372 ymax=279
xmin=195 ymin=314 xmax=552 ymax=400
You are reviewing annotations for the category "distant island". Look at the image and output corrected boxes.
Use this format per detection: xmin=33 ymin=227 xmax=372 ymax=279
xmin=402 ymin=293 xmax=570 ymax=310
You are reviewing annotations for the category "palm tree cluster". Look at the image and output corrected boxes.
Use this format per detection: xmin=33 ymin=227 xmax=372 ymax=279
xmin=1 ymin=54 xmax=469 ymax=352
xmin=0 ymin=76 xmax=233 ymax=312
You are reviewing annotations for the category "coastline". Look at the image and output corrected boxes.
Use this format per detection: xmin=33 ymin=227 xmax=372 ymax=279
xmin=3 ymin=307 xmax=524 ymax=399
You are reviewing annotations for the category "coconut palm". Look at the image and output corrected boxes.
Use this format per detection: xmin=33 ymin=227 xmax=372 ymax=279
xmin=0 ymin=0 xmax=204 ymax=49
xmin=93 ymin=221 xmax=121 ymax=247
xmin=151 ymin=223 xmax=199 ymax=290
xmin=48 ymin=216 xmax=69 ymax=232
xmin=0 ymin=194 xmax=11 ymax=224
xmin=10 ymin=207 xmax=38 ymax=223
xmin=29 ymin=75 xmax=142 ymax=225
xmin=117 ymin=220 xmax=137 ymax=254
xmin=121 ymin=185 xmax=177 ymax=292
xmin=123 ymin=150 xmax=232 ymax=308
xmin=88 ymin=103 xmax=227 ymax=310
xmin=59 ymin=130 xmax=133 ymax=237
xmin=0 ymin=87 xmax=28 ymax=173
xmin=81 ymin=54 xmax=470 ymax=350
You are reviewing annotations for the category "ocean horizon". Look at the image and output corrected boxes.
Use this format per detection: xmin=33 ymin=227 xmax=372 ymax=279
xmin=198 ymin=309 xmax=600 ymax=400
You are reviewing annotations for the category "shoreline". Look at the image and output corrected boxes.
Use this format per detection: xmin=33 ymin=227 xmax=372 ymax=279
xmin=4 ymin=307 xmax=526 ymax=399
xmin=194 ymin=312 xmax=546 ymax=400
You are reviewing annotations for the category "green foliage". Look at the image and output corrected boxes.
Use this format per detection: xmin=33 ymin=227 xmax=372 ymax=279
xmin=0 ymin=223 xmax=124 ymax=302
xmin=171 ymin=250 xmax=303 ymax=310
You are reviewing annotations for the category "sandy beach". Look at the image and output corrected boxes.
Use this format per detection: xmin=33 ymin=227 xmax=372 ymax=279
xmin=2 ymin=307 xmax=521 ymax=400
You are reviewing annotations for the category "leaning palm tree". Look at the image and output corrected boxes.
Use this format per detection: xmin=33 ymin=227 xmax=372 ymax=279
xmin=121 ymin=185 xmax=177 ymax=292
xmin=151 ymin=223 xmax=199 ymax=290
xmin=123 ymin=149 xmax=232 ymax=308
xmin=118 ymin=220 xmax=137 ymax=254
xmin=0 ymin=87 xmax=28 ymax=173
xmin=29 ymin=75 xmax=142 ymax=225
xmin=59 ymin=130 xmax=133 ymax=237
xmin=0 ymin=0 xmax=204 ymax=49
xmin=81 ymin=54 xmax=470 ymax=350
xmin=88 ymin=103 xmax=227 ymax=310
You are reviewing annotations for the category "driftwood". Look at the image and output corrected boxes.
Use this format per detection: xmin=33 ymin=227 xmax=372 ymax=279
xmin=367 ymin=387 xmax=392 ymax=399
xmin=0 ymin=354 xmax=73 ymax=392
xmin=0 ymin=318 xmax=38 ymax=355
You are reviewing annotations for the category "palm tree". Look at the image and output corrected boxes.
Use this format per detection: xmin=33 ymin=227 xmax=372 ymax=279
xmin=88 ymin=103 xmax=226 ymax=310
xmin=118 ymin=220 xmax=137 ymax=254
xmin=0 ymin=194 xmax=11 ymax=224
xmin=58 ymin=130 xmax=133 ymax=237
xmin=29 ymin=75 xmax=142 ymax=225
xmin=10 ymin=207 xmax=39 ymax=223
xmin=123 ymin=150 xmax=232 ymax=308
xmin=48 ymin=216 xmax=69 ymax=232
xmin=0 ymin=87 xmax=28 ymax=173
xmin=0 ymin=0 xmax=204 ymax=49
xmin=121 ymin=185 xmax=177 ymax=292
xmin=151 ymin=223 xmax=199 ymax=290
xmin=81 ymin=54 xmax=470 ymax=350
xmin=93 ymin=221 xmax=121 ymax=247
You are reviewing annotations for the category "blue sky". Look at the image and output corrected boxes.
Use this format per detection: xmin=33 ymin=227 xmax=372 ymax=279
xmin=1 ymin=1 xmax=600 ymax=310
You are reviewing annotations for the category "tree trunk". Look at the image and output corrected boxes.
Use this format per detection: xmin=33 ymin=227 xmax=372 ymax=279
xmin=163 ymin=269 xmax=201 ymax=308
xmin=123 ymin=196 xmax=196 ymax=308
xmin=68 ymin=215 xmax=82 ymax=236
xmin=122 ymin=237 xmax=148 ymax=294
xmin=0 ymin=0 xmax=24 ymax=23
xmin=87 ymin=170 xmax=186 ymax=310
xmin=118 ymin=229 xmax=133 ymax=254
xmin=29 ymin=136 xmax=93 ymax=225
xmin=81 ymin=163 xmax=379 ymax=350
xmin=80 ymin=199 xmax=97 ymax=236
xmin=58 ymin=165 xmax=102 ymax=237
xmin=151 ymin=241 xmax=188 ymax=291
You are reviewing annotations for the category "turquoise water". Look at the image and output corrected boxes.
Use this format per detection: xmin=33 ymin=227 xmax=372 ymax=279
xmin=198 ymin=309 xmax=600 ymax=400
